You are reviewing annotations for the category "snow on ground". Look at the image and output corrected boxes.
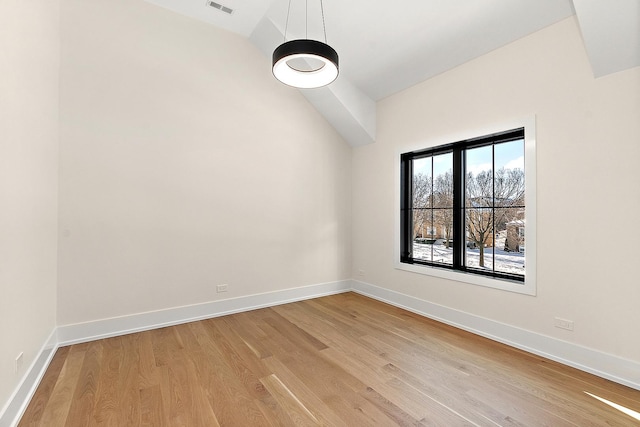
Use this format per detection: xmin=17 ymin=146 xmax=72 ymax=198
xmin=412 ymin=241 xmax=525 ymax=275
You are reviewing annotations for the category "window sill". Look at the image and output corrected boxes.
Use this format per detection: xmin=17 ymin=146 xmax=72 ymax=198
xmin=394 ymin=260 xmax=536 ymax=296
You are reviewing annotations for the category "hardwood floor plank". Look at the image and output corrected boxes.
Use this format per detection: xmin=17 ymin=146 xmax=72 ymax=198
xmin=149 ymin=326 xmax=183 ymax=368
xmin=222 ymin=313 xmax=274 ymax=359
xmin=136 ymin=332 xmax=159 ymax=390
xmin=18 ymin=292 xmax=640 ymax=426
xmin=261 ymin=354 xmax=349 ymax=427
xmin=187 ymin=321 xmax=272 ymax=426
xmin=18 ymin=346 xmax=70 ymax=426
xmin=161 ymin=354 xmax=193 ymax=424
xmin=359 ymin=386 xmax=428 ymax=427
xmin=198 ymin=319 xmax=272 ymax=401
xmin=297 ymin=298 xmax=370 ymax=340
xmin=207 ymin=317 xmax=272 ymax=378
xmin=89 ymin=337 xmax=123 ymax=427
xmin=260 ymin=307 xmax=330 ymax=351
xmin=38 ymin=344 xmax=86 ymax=426
xmin=260 ymin=373 xmax=321 ymax=426
xmin=158 ymin=361 xmax=192 ymax=425
xmin=64 ymin=342 xmax=103 ymax=426
xmin=139 ymin=385 xmax=166 ymax=427
xmin=116 ymin=334 xmax=142 ymax=425
xmin=155 ymin=323 xmax=220 ymax=426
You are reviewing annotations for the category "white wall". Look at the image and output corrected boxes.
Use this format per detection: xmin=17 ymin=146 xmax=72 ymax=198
xmin=57 ymin=0 xmax=352 ymax=326
xmin=0 ymin=0 xmax=60 ymax=410
xmin=352 ymin=17 xmax=640 ymax=363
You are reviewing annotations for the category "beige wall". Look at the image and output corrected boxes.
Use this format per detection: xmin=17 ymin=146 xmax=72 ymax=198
xmin=57 ymin=0 xmax=352 ymax=325
xmin=0 ymin=0 xmax=60 ymax=408
xmin=352 ymin=17 xmax=640 ymax=362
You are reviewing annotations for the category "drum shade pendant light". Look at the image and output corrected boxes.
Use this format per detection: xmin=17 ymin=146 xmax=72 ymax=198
xmin=272 ymin=0 xmax=338 ymax=89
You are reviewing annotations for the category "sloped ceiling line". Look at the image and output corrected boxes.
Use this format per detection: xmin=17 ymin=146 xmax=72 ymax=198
xmin=144 ymin=0 xmax=640 ymax=147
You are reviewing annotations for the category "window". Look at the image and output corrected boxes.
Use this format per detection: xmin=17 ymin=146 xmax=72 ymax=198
xmin=397 ymin=121 xmax=536 ymax=294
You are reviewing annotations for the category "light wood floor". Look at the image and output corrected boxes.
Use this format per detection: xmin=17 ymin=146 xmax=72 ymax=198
xmin=19 ymin=292 xmax=640 ymax=426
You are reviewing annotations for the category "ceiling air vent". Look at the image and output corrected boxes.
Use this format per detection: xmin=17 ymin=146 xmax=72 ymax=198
xmin=207 ymin=0 xmax=233 ymax=14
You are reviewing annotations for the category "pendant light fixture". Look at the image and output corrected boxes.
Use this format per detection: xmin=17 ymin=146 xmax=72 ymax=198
xmin=272 ymin=0 xmax=338 ymax=89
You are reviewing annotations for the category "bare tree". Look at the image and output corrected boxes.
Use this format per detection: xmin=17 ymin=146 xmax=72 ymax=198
xmin=412 ymin=173 xmax=432 ymax=239
xmin=466 ymin=168 xmax=524 ymax=267
xmin=434 ymin=170 xmax=454 ymax=247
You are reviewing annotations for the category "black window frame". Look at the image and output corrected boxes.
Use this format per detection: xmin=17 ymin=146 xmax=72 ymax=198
xmin=400 ymin=127 xmax=525 ymax=283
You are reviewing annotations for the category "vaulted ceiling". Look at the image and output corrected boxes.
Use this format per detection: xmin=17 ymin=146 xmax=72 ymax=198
xmin=145 ymin=0 xmax=640 ymax=147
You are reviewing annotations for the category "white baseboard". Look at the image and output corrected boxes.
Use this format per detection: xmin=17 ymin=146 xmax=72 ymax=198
xmin=351 ymin=279 xmax=640 ymax=391
xmin=57 ymin=280 xmax=352 ymax=346
xmin=0 ymin=329 xmax=58 ymax=427
xmin=4 ymin=278 xmax=639 ymax=427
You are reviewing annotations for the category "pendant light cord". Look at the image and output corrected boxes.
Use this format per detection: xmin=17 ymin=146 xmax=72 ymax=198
xmin=284 ymin=0 xmax=328 ymax=43
xmin=284 ymin=0 xmax=292 ymax=42
xmin=320 ymin=0 xmax=327 ymax=43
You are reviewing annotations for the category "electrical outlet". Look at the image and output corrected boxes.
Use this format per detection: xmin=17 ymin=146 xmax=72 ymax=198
xmin=216 ymin=284 xmax=228 ymax=293
xmin=554 ymin=317 xmax=574 ymax=331
xmin=15 ymin=352 xmax=23 ymax=374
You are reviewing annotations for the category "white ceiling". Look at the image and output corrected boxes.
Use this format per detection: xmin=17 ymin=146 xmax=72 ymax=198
xmin=144 ymin=0 xmax=640 ymax=146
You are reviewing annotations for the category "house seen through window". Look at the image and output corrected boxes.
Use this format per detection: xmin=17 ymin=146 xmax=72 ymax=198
xmin=400 ymin=128 xmax=526 ymax=282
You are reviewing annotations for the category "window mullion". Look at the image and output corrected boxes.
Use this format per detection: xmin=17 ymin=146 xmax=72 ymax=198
xmin=492 ymin=144 xmax=496 ymax=272
xmin=430 ymin=157 xmax=434 ymax=261
xmin=452 ymin=147 xmax=464 ymax=270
